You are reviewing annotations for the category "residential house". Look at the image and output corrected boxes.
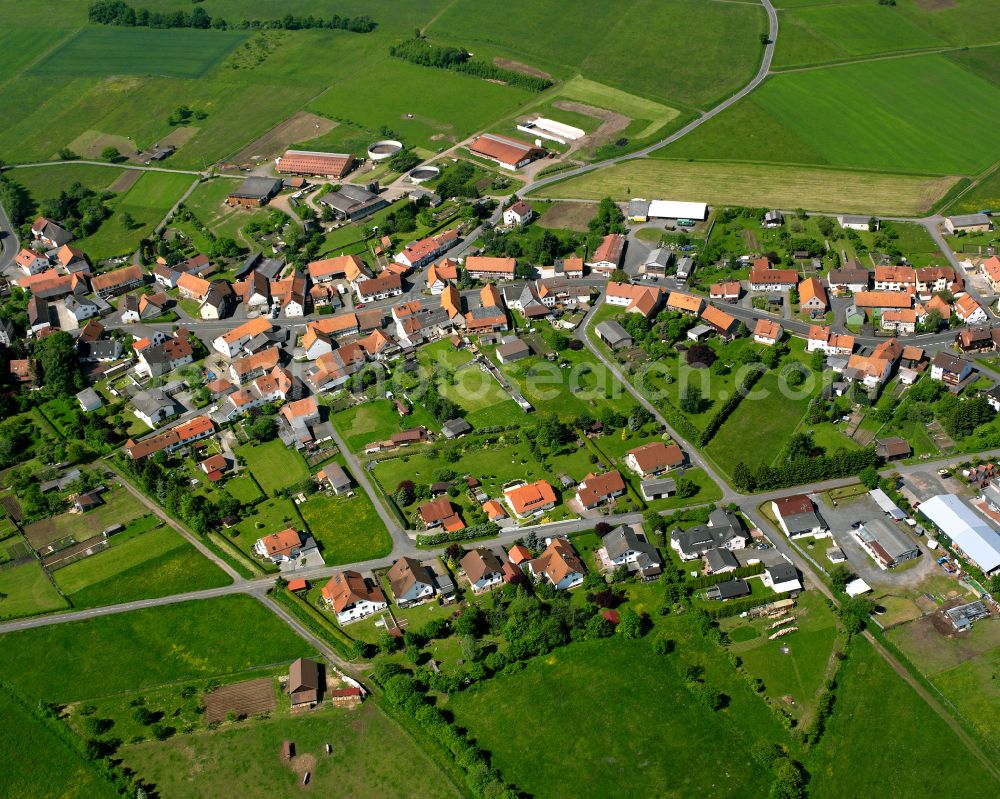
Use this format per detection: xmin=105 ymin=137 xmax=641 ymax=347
xmin=799 ymin=277 xmax=828 ymax=314
xmin=575 ymin=470 xmax=626 ymax=510
xmin=90 ymin=265 xmax=143 ymax=298
xmin=135 ymin=334 xmax=193 ymax=378
xmin=763 ymin=563 xmax=803 ymax=593
xmin=528 ymin=537 xmax=586 ymax=590
xmin=641 ymin=248 xmax=672 ymax=279
xmin=426 ymin=259 xmax=459 ymax=294
xmin=826 ymin=263 xmax=870 ymax=295
xmin=317 ymin=463 xmax=352 ymax=494
xmin=749 ymin=260 xmax=798 ymax=291
xmin=200 ymin=280 xmax=235 ymax=320
xmin=322 ymin=571 xmax=386 ymax=624
xmin=666 ymin=291 xmax=703 ymax=316
xmin=213 ymin=317 xmax=272 ymax=358
xmin=807 ymin=325 xmax=854 ymax=355
xmin=503 ymin=200 xmax=533 ymax=227
xmin=230 ymin=347 xmax=281 ymax=384
xmin=539 ymin=256 xmax=584 ymax=280
xmin=418 ymin=496 xmax=465 ymax=531
xmin=64 ymin=295 xmax=98 ymax=325
xmin=388 ymin=557 xmax=437 ymax=607
xmin=625 ymin=441 xmax=684 ymax=477
xmin=881 ymin=308 xmax=918 ymax=335
xmin=957 ymin=327 xmax=994 ymax=353
xmin=916 ymin=266 xmax=956 ymax=297
xmin=15 ymin=248 xmax=48 ymax=275
xmin=132 ymin=387 xmax=180 ymax=428
xmin=122 ymin=415 xmax=214 ymax=459
xmin=753 ymin=319 xmax=782 ymax=346
xmin=308 ymin=254 xmax=370 ymax=287
xmin=604 ymin=282 xmax=663 ymax=318
xmin=982 ymin=256 xmax=1000 ymax=292
xmin=465 ymin=256 xmax=517 ymax=281
xmin=504 ymin=480 xmax=557 ymax=518
xmin=709 ymin=281 xmax=741 ymax=303
xmin=198 ymin=453 xmax=229 ymax=482
xmin=600 ymin=526 xmax=662 ymax=579
xmin=670 ymin=508 xmax=749 ymax=560
xmin=254 ymin=527 xmax=305 ymax=564
xmin=270 ymin=271 xmax=307 ymax=317
xmin=356 ymin=271 xmax=402 ymax=303
xmin=587 ymin=234 xmax=626 ymax=275
xmin=704 ymin=547 xmax=739 ymax=575
xmin=706 ymin=579 xmax=751 ymax=601
xmin=31 ymin=216 xmax=72 ymax=248
xmin=700 ymin=304 xmax=738 ymax=339
xmin=930 ymin=351 xmax=973 ymax=386
xmin=874 ymin=265 xmax=916 ymax=293
xmin=462 ymin=548 xmax=506 ymax=593
xmin=771 ymin=495 xmax=828 ymax=539
xmin=842 ymin=338 xmax=901 ymax=390
xmin=395 ymin=229 xmax=459 ymax=270
xmin=177 ymin=272 xmax=211 ymax=302
xmin=955 ymin=294 xmax=988 ymax=325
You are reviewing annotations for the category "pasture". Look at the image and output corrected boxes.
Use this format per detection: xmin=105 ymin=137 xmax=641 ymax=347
xmin=9 ymin=163 xmax=125 ymax=198
xmin=0 ymin=595 xmax=314 ymax=702
xmin=52 ymin=525 xmax=230 ymax=609
xmin=0 ymin=690 xmax=116 ymax=799
xmin=804 ymin=638 xmax=1000 ymax=798
xmin=0 ymin=561 xmax=68 ymax=619
xmin=541 ymin=158 xmax=956 ymax=216
xmin=445 ymin=626 xmax=781 ymax=799
xmin=124 ymin=701 xmax=462 ymax=799
xmin=176 ymin=176 xmax=269 ymax=242
xmin=297 ymin=491 xmax=392 ymax=566
xmin=31 ymin=27 xmax=247 ymax=79
xmin=665 ymin=55 xmax=1000 ymax=177
xmin=235 ymin=440 xmax=310 ymax=495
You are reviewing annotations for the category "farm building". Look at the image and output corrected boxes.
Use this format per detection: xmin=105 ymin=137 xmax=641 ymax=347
xmin=851 ymin=520 xmax=920 ymax=570
xmin=838 ymin=215 xmax=874 ymax=231
xmin=944 ymin=213 xmax=992 ymax=234
xmin=918 ymin=494 xmax=1000 ymax=575
xmin=319 ymin=184 xmax=389 ymax=221
xmin=276 ymin=149 xmax=355 ymax=178
xmin=646 ymin=200 xmax=708 ymax=221
xmin=288 ymin=658 xmax=322 ymax=707
xmin=772 ymin=495 xmax=828 ymax=539
xmin=469 ymin=133 xmax=546 ymax=170
xmin=595 ymin=319 xmax=632 ymax=350
xmin=227 ymin=177 xmax=282 ymax=208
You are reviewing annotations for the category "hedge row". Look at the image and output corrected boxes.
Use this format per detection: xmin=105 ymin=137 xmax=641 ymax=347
xmin=698 ymin=365 xmax=766 ymax=446
xmin=687 ymin=562 xmax=764 ymax=589
xmin=416 ymin=522 xmax=499 ymax=547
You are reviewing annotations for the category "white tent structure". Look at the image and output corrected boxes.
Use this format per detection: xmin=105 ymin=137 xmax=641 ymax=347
xmin=919 ymin=494 xmax=1000 ymax=574
xmin=647 ymin=200 xmax=708 ymax=221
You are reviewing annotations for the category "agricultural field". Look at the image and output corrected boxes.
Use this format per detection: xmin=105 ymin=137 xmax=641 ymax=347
xmin=804 ymin=637 xmax=1000 ymax=798
xmin=428 ymin=0 xmax=766 ymax=109
xmin=661 ymin=55 xmax=1000 ymax=177
xmin=947 ymin=167 xmax=1000 ymax=216
xmin=124 ymin=701 xmax=462 ymax=799
xmin=9 ymin=163 xmax=125 ymax=198
xmin=297 ymin=489 xmax=392 ymax=566
xmin=51 ymin=525 xmax=230 ymax=610
xmin=0 ymin=595 xmax=314 ymax=703
xmin=540 ymin=158 xmax=955 ymax=216
xmin=0 ymin=690 xmax=117 ymax=799
xmin=235 ymin=440 xmax=310 ymax=495
xmin=31 ymin=27 xmax=247 ymax=79
xmin=0 ymin=561 xmax=69 ymax=620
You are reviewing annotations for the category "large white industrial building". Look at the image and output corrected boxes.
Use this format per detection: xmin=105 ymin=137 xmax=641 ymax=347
xmin=919 ymin=494 xmax=1000 ymax=574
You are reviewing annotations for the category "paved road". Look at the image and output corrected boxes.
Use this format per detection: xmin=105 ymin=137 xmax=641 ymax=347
xmin=0 ymin=198 xmax=18 ymax=274
xmin=6 ymin=160 xmax=203 ymax=176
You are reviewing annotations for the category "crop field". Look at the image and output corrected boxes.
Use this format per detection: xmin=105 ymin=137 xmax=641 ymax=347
xmin=124 ymin=701 xmax=461 ymax=799
xmin=0 ymin=595 xmax=314 ymax=703
xmin=236 ymin=440 xmax=310 ymax=495
xmin=542 ymin=158 xmax=956 ymax=216
xmin=298 ymin=491 xmax=392 ymax=565
xmin=0 ymin=690 xmax=116 ymax=799
xmin=948 ymin=167 xmax=1000 ymax=215
xmin=446 ymin=624 xmax=780 ymax=799
xmin=31 ymin=27 xmax=247 ymax=79
xmin=308 ymin=57 xmax=533 ymax=150
xmin=804 ymin=638 xmax=1000 ymax=798
xmin=52 ymin=525 xmax=230 ymax=609
xmin=428 ymin=0 xmax=766 ymax=109
xmin=0 ymin=561 xmax=68 ymax=619
xmin=664 ymin=55 xmax=1000 ymax=177
xmin=203 ymin=677 xmax=276 ymax=724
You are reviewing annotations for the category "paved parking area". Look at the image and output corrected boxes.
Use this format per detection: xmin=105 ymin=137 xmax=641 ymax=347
xmin=814 ymin=493 xmax=935 ymax=589
xmin=901 ymin=469 xmax=966 ymax=503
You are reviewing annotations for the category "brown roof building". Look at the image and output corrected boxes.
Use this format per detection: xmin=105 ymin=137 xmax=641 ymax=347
xmin=288 ymin=657 xmax=321 ymax=707
xmin=277 ymin=149 xmax=355 ymax=178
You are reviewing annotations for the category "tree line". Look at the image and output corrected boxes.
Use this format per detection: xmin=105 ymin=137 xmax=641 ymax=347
xmin=389 ymin=38 xmax=553 ymax=92
xmin=88 ymin=1 xmax=376 ymax=33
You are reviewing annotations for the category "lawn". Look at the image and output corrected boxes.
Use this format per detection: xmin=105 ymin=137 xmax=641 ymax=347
xmin=0 ymin=561 xmax=68 ymax=619
xmin=332 ymin=400 xmax=420 ymax=453
xmin=445 ymin=626 xmax=781 ymax=799
xmin=540 ymin=158 xmax=955 ymax=216
xmin=124 ymin=700 xmax=461 ymax=799
xmin=77 ymin=170 xmax=196 ymax=259
xmin=225 ymin=474 xmax=264 ymax=504
xmin=31 ymin=27 xmax=247 ymax=79
xmin=428 ymin=0 xmax=765 ymax=109
xmin=225 ymin=497 xmax=302 ymax=562
xmin=706 ymin=369 xmax=817 ymax=480
xmin=22 ymin=486 xmax=148 ymax=548
xmin=298 ymin=490 xmax=392 ymax=566
xmin=177 ymin=176 xmax=273 ymax=242
xmin=52 ymin=525 xmax=230 ymax=609
xmin=0 ymin=595 xmax=314 ymax=703
xmin=804 ymin=637 xmax=1000 ymax=798
xmin=236 ymin=439 xmax=310 ymax=495
xmin=0 ymin=690 xmax=117 ymax=799
xmin=663 ymin=54 xmax=1000 ymax=177
xmin=721 ymin=590 xmax=842 ymax=725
